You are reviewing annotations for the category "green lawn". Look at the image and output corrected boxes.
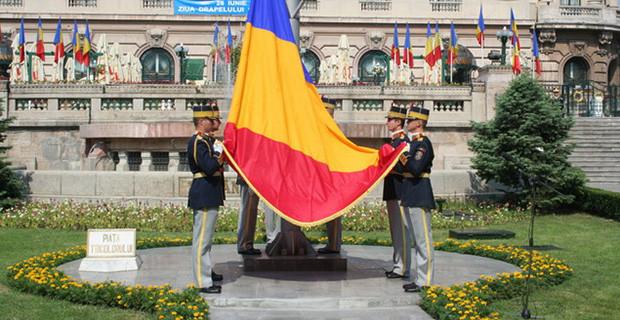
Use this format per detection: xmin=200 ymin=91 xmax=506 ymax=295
xmin=1 ymin=213 xmax=618 ymax=319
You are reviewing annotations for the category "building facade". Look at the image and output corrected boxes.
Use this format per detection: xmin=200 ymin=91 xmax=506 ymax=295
xmin=0 ymin=0 xmax=618 ymax=179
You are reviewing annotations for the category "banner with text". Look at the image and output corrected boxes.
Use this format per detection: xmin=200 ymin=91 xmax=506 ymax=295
xmin=174 ymin=0 xmax=250 ymax=15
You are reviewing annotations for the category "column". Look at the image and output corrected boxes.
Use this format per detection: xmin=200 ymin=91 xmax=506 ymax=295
xmin=140 ymin=152 xmax=152 ymax=172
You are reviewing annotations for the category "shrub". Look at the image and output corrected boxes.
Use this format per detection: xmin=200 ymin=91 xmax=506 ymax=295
xmin=468 ymin=75 xmax=585 ymax=209
xmin=577 ymin=187 xmax=620 ymax=220
xmin=0 ymin=106 xmax=26 ymax=209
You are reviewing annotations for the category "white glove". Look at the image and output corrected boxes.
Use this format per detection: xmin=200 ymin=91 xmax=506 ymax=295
xmin=213 ymin=141 xmax=224 ymax=154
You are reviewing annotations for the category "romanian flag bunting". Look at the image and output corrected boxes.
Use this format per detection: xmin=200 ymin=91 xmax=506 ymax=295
xmin=223 ymin=0 xmax=406 ymax=226
xmin=391 ymin=22 xmax=400 ymax=66
xmin=432 ymin=22 xmax=442 ymax=67
xmin=424 ymin=22 xmax=435 ymax=68
xmin=226 ymin=20 xmax=233 ymax=64
xmin=510 ymin=9 xmax=521 ymax=75
xmin=72 ymin=20 xmax=82 ymax=64
xmin=532 ymin=29 xmax=542 ymax=76
xmin=82 ymin=21 xmax=91 ymax=66
xmin=403 ymin=23 xmax=414 ymax=68
xmin=448 ymin=22 xmax=458 ymax=65
xmin=18 ymin=18 xmax=25 ymax=63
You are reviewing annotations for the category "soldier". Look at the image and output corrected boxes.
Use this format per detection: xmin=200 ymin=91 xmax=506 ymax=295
xmin=318 ymin=97 xmax=342 ymax=254
xmin=237 ymin=179 xmax=280 ymax=253
xmin=399 ymin=106 xmax=436 ymax=293
xmin=383 ymin=105 xmax=410 ymax=279
xmin=187 ymin=104 xmax=225 ymax=294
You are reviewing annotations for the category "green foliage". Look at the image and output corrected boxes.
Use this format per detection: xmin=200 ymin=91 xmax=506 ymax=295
xmin=0 ymin=107 xmax=26 ymax=209
xmin=577 ymin=187 xmax=620 ymax=220
xmin=468 ymin=75 xmax=585 ymax=209
xmin=0 ymin=200 xmax=528 ymax=232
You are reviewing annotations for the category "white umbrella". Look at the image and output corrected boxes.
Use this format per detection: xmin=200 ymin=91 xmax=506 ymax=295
xmin=336 ymin=35 xmax=351 ymax=84
xmin=95 ymin=34 xmax=111 ymax=84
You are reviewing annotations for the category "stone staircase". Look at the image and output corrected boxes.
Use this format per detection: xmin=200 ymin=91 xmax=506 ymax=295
xmin=568 ymin=118 xmax=620 ymax=190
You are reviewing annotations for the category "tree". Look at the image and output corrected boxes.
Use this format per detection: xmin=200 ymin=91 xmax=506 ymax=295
xmin=0 ymin=106 xmax=26 ymax=208
xmin=468 ymin=75 xmax=585 ymax=209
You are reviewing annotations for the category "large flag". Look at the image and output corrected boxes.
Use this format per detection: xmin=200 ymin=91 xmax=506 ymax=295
xmin=476 ymin=5 xmax=485 ymax=47
xmin=226 ymin=20 xmax=232 ymax=64
xmin=448 ymin=22 xmax=458 ymax=65
xmin=432 ymin=22 xmax=442 ymax=67
xmin=72 ymin=20 xmax=82 ymax=64
xmin=391 ymin=22 xmax=400 ymax=66
xmin=224 ymin=0 xmax=405 ymax=227
xmin=36 ymin=18 xmax=45 ymax=61
xmin=82 ymin=21 xmax=91 ymax=66
xmin=532 ymin=29 xmax=542 ymax=76
xmin=18 ymin=18 xmax=25 ymax=63
xmin=510 ymin=9 xmax=521 ymax=75
xmin=424 ymin=22 xmax=435 ymax=68
xmin=403 ymin=23 xmax=414 ymax=68
xmin=53 ymin=18 xmax=65 ymax=64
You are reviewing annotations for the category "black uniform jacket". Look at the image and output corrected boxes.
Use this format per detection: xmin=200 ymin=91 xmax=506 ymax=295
xmin=399 ymin=134 xmax=436 ymax=209
xmin=187 ymin=133 xmax=225 ymax=210
xmin=383 ymin=131 xmax=409 ymax=201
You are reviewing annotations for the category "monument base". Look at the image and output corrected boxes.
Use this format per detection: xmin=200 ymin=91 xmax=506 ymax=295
xmin=78 ymin=256 xmax=142 ymax=272
xmin=243 ymin=253 xmax=347 ymax=272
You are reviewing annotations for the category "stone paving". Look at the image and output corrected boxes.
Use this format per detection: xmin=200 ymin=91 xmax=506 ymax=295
xmin=59 ymin=244 xmax=519 ymax=320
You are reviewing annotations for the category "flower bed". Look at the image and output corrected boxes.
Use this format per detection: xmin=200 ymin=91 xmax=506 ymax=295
xmin=0 ymin=200 xmax=528 ymax=232
xmin=420 ymin=240 xmax=573 ymax=320
xmin=6 ymin=235 xmax=571 ymax=320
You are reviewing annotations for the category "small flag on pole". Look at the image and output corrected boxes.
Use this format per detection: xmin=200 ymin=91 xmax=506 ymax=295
xmin=448 ymin=22 xmax=458 ymax=65
xmin=36 ymin=18 xmax=46 ymax=61
xmin=403 ymin=23 xmax=413 ymax=68
xmin=72 ymin=20 xmax=82 ymax=64
xmin=424 ymin=22 xmax=435 ymax=68
xmin=476 ymin=5 xmax=485 ymax=47
xmin=510 ymin=9 xmax=521 ymax=75
xmin=53 ymin=18 xmax=65 ymax=64
xmin=391 ymin=22 xmax=401 ymax=66
xmin=18 ymin=18 xmax=25 ymax=63
xmin=226 ymin=20 xmax=233 ymax=64
xmin=82 ymin=21 xmax=91 ymax=66
xmin=532 ymin=29 xmax=542 ymax=76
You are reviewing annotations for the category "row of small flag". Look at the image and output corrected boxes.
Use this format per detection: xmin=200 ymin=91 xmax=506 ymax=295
xmin=389 ymin=7 xmax=542 ymax=76
xmin=16 ymin=18 xmax=92 ymax=67
xmin=212 ymin=20 xmax=235 ymax=65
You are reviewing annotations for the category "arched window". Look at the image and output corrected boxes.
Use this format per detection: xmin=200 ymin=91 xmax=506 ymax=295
xmin=358 ymin=50 xmax=389 ymax=83
xmin=608 ymin=59 xmax=619 ymax=86
xmin=301 ymin=50 xmax=320 ymax=83
xmin=563 ymin=57 xmax=589 ymax=85
xmin=140 ymin=48 xmax=174 ymax=83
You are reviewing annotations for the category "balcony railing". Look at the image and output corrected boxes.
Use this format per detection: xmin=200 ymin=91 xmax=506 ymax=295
xmin=302 ymin=0 xmax=319 ymax=10
xmin=429 ymin=0 xmax=462 ymax=12
xmin=0 ymin=0 xmax=22 ymax=6
xmin=559 ymin=5 xmax=601 ymax=17
xmin=142 ymin=0 xmax=172 ymax=8
xmin=360 ymin=0 xmax=391 ymax=11
xmin=68 ymin=0 xmax=97 ymax=7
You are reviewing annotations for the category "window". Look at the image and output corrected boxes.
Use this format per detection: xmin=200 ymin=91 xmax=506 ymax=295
xmin=560 ymin=0 xmax=580 ymax=5
xmin=140 ymin=48 xmax=174 ymax=83
xmin=0 ymin=0 xmax=22 ymax=6
xmin=68 ymin=0 xmax=97 ymax=7
xmin=143 ymin=0 xmax=172 ymax=8
xmin=358 ymin=50 xmax=389 ymax=83
xmin=151 ymin=152 xmax=170 ymax=171
xmin=429 ymin=0 xmax=462 ymax=12
xmin=127 ymin=152 xmax=142 ymax=171
xmin=301 ymin=51 xmax=321 ymax=83
xmin=564 ymin=57 xmax=589 ymax=85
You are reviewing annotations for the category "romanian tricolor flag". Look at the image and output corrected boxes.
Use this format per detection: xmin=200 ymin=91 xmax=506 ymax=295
xmin=448 ymin=22 xmax=458 ymax=65
xmin=432 ymin=23 xmax=442 ymax=67
xmin=72 ymin=20 xmax=81 ymax=64
xmin=36 ymin=18 xmax=45 ymax=61
xmin=223 ymin=0 xmax=405 ymax=227
xmin=510 ymin=9 xmax=521 ymax=75
xmin=391 ymin=22 xmax=400 ymax=66
xmin=476 ymin=5 xmax=485 ymax=47
xmin=53 ymin=18 xmax=64 ymax=64
xmin=424 ymin=22 xmax=435 ymax=68
xmin=403 ymin=23 xmax=413 ymax=68
xmin=226 ymin=20 xmax=232 ymax=64
xmin=532 ymin=29 xmax=542 ymax=76
xmin=82 ymin=21 xmax=91 ymax=67
xmin=18 ymin=18 xmax=25 ymax=63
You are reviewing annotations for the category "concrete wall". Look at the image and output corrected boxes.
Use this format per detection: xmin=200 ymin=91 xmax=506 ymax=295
xmin=17 ymin=169 xmax=501 ymax=205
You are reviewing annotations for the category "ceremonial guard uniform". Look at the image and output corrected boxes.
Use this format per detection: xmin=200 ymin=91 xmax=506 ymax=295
xmin=318 ymin=97 xmax=342 ymax=254
xmin=399 ymin=106 xmax=436 ymax=292
xmin=187 ymin=105 xmax=225 ymax=294
xmin=383 ymin=105 xmax=410 ymax=279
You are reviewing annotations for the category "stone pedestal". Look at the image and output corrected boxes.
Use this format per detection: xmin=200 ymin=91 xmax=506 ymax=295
xmin=244 ymin=220 xmax=347 ymax=272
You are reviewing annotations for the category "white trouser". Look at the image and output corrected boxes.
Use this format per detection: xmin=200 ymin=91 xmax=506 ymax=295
xmin=401 ymin=206 xmax=434 ymax=287
xmin=192 ymin=207 xmax=218 ymax=288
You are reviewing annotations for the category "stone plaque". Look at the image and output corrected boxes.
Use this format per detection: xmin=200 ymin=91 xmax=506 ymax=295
xmin=79 ymin=229 xmax=141 ymax=272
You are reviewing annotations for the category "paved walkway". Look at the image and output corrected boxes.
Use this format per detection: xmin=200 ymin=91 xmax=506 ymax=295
xmin=59 ymin=244 xmax=519 ymax=320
